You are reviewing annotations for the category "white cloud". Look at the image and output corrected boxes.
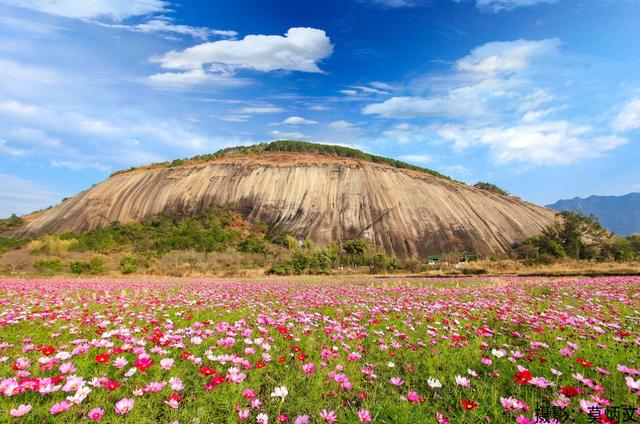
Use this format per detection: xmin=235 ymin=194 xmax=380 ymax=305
xmin=239 ymin=106 xmax=285 ymax=114
xmin=270 ymin=130 xmax=307 ymax=139
xmin=152 ymin=27 xmax=333 ymax=76
xmin=363 ymin=40 xmax=559 ymax=120
xmin=147 ymin=68 xmax=249 ymax=89
xmin=0 ymin=139 xmax=25 ymax=157
xmin=0 ymin=173 xmax=61 ymax=217
xmin=435 ymin=121 xmax=627 ymax=165
xmin=364 ymin=0 xmax=416 ymax=7
xmin=475 ymin=0 xmax=558 ymax=13
xmin=328 ymin=120 xmax=356 ymax=130
xmin=455 ymin=38 xmax=560 ymax=75
xmin=612 ymin=98 xmax=640 ymax=132
xmin=0 ymin=0 xmax=168 ymax=21
xmin=94 ymin=16 xmax=237 ymax=41
xmin=282 ymin=116 xmax=318 ymax=125
xmin=398 ymin=154 xmax=432 ymax=164
xmin=51 ymin=159 xmax=110 ymax=172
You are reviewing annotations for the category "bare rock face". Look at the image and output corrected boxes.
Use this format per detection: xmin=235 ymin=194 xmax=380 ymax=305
xmin=11 ymin=153 xmax=556 ymax=258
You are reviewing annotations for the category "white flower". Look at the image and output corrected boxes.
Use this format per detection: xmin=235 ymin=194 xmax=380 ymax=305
xmin=492 ymin=348 xmax=506 ymax=358
xmin=455 ymin=375 xmax=471 ymax=387
xmin=257 ymin=412 xmax=269 ymax=424
xmin=387 ymin=361 xmax=395 ymax=368
xmin=270 ymin=386 xmax=288 ymax=401
xmin=427 ymin=377 xmax=442 ymax=388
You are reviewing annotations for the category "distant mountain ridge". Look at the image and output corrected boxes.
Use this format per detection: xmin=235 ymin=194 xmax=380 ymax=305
xmin=547 ymin=193 xmax=640 ymax=236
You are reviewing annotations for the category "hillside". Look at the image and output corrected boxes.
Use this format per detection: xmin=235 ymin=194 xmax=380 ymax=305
xmin=6 ymin=142 xmax=556 ymax=259
xmin=547 ymin=193 xmax=640 ymax=236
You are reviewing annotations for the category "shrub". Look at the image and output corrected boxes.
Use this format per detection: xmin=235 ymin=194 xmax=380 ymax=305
xmin=34 ymin=259 xmax=63 ymax=274
xmin=0 ymin=236 xmax=24 ymax=254
xmin=237 ymin=234 xmax=267 ymax=253
xmin=473 ymin=182 xmax=509 ymax=196
xmin=118 ymin=255 xmax=140 ymax=274
xmin=69 ymin=257 xmax=106 ymax=275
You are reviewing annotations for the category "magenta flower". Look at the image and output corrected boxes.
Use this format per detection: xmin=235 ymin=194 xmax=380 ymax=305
xmin=50 ymin=401 xmax=70 ymax=415
xmin=320 ymin=409 xmax=337 ymax=423
xmin=87 ymin=408 xmax=105 ymax=421
xmin=358 ymin=409 xmax=372 ymax=423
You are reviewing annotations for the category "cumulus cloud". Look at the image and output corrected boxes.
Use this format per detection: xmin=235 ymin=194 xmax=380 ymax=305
xmin=612 ymin=98 xmax=640 ymax=132
xmin=0 ymin=0 xmax=168 ymax=21
xmin=455 ymin=38 xmax=560 ymax=75
xmin=363 ymin=39 xmax=559 ymax=120
xmin=362 ymin=38 xmax=626 ymax=166
xmin=282 ymin=116 xmax=318 ymax=125
xmin=148 ymin=27 xmax=332 ymax=88
xmin=153 ymin=27 xmax=333 ymax=72
xmin=435 ymin=121 xmax=627 ymax=165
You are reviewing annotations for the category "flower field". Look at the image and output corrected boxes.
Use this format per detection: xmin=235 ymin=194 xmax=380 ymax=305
xmin=0 ymin=277 xmax=639 ymax=423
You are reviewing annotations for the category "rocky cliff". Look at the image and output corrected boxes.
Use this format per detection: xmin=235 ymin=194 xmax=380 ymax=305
xmin=10 ymin=151 xmax=556 ymax=258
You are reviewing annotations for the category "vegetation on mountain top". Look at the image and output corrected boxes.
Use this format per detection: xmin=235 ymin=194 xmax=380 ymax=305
xmin=473 ymin=182 xmax=509 ymax=196
xmin=111 ymin=140 xmax=453 ymax=181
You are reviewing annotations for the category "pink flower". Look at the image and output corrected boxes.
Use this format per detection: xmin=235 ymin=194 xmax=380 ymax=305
xmin=320 ymin=409 xmax=337 ymax=423
xmin=10 ymin=404 xmax=32 ymax=417
xmin=500 ymin=396 xmax=525 ymax=411
xmin=528 ymin=377 xmax=549 ymax=389
xmin=435 ymin=412 xmax=449 ymax=424
xmin=626 ymin=376 xmax=640 ymax=392
xmin=481 ymin=356 xmax=492 ymax=366
xmin=238 ymin=408 xmax=250 ymax=420
xmin=160 ymin=358 xmax=174 ymax=370
xmin=242 ymin=388 xmax=256 ymax=400
xmin=455 ymin=375 xmax=471 ymax=387
xmin=407 ymin=391 xmax=421 ymax=403
xmin=257 ymin=413 xmax=268 ymax=424
xmin=50 ymin=401 xmax=70 ymax=415
xmin=87 ymin=408 xmax=105 ymax=421
xmin=516 ymin=416 xmax=534 ymax=424
xmin=294 ymin=415 xmax=309 ymax=424
xmin=302 ymin=363 xmax=316 ymax=375
xmin=358 ymin=409 xmax=372 ymax=423
xmin=390 ymin=377 xmax=404 ymax=386
xmin=115 ymin=398 xmax=134 ymax=415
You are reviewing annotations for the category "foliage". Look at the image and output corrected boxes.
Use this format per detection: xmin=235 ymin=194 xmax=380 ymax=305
xmin=63 ymin=206 xmax=265 ymax=256
xmin=473 ymin=182 xmax=509 ymax=196
xmin=33 ymin=259 xmax=64 ymax=274
xmin=0 ymin=214 xmax=23 ymax=233
xmin=0 ymin=236 xmax=24 ymax=255
xmin=111 ymin=141 xmax=453 ymax=181
xmin=68 ymin=257 xmax=106 ymax=275
xmin=267 ymin=239 xmax=398 ymax=275
xmin=118 ymin=255 xmax=150 ymax=274
xmin=28 ymin=235 xmax=76 ymax=256
xmin=515 ymin=211 xmax=639 ymax=262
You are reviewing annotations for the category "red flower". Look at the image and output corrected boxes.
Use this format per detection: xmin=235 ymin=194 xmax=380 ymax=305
xmin=95 ymin=353 xmax=110 ymax=364
xmin=167 ymin=393 xmax=183 ymax=403
xmin=134 ymin=357 xmax=153 ymax=373
xmin=205 ymin=375 xmax=225 ymax=390
xmin=199 ymin=366 xmax=217 ymax=376
xmin=513 ymin=370 xmax=532 ymax=385
xmin=41 ymin=346 xmax=55 ymax=356
xmin=296 ymin=353 xmax=307 ymax=361
xmin=560 ymin=386 xmax=580 ymax=397
xmin=103 ymin=379 xmax=121 ymax=391
xmin=181 ymin=351 xmax=192 ymax=361
xmin=278 ymin=356 xmax=286 ymax=363
xmin=359 ymin=392 xmax=368 ymax=400
xmin=576 ymin=358 xmax=593 ymax=368
xmin=255 ymin=361 xmax=266 ymax=368
xmin=461 ymin=400 xmax=478 ymax=410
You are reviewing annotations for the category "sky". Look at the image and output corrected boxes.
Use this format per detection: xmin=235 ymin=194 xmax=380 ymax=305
xmin=1 ymin=0 xmax=639 ymax=217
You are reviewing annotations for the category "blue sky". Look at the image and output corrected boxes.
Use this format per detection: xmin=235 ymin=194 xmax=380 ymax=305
xmin=1 ymin=0 xmax=639 ymax=217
